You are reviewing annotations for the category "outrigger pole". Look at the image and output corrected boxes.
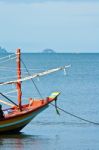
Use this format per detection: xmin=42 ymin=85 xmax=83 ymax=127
xmin=16 ymin=49 xmax=22 ymax=111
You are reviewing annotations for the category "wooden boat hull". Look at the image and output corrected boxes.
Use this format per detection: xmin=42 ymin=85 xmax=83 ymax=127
xmin=0 ymin=92 xmax=60 ymax=134
xmin=0 ymin=105 xmax=48 ymax=133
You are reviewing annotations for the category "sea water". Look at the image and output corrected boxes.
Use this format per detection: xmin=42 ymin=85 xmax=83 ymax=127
xmin=0 ymin=53 xmax=99 ymax=150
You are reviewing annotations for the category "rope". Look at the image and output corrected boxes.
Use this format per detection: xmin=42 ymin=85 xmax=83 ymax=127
xmin=0 ymin=53 xmax=15 ymax=60
xmin=0 ymin=56 xmax=16 ymax=64
xmin=0 ymin=68 xmax=30 ymax=75
xmin=50 ymin=103 xmax=99 ymax=125
xmin=0 ymin=66 xmax=45 ymax=71
xmin=5 ymin=94 xmax=28 ymax=101
xmin=0 ymin=69 xmax=17 ymax=73
xmin=0 ymin=74 xmax=30 ymax=80
xmin=0 ymin=92 xmax=18 ymax=107
xmin=4 ymin=90 xmax=17 ymax=95
xmin=3 ymin=95 xmax=17 ymax=98
xmin=0 ymin=75 xmax=17 ymax=80
xmin=21 ymin=58 xmax=43 ymax=99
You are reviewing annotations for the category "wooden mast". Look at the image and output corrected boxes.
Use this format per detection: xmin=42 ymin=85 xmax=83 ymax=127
xmin=16 ymin=49 xmax=22 ymax=111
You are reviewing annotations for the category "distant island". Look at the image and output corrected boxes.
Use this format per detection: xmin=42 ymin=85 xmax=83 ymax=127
xmin=42 ymin=49 xmax=56 ymax=53
xmin=0 ymin=46 xmax=8 ymax=53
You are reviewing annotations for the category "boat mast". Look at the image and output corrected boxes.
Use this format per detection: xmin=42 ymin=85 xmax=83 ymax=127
xmin=16 ymin=49 xmax=22 ymax=111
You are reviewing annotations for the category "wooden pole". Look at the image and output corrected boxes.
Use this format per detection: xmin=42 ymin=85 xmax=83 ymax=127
xmin=16 ymin=49 xmax=22 ymax=111
xmin=0 ymin=99 xmax=15 ymax=107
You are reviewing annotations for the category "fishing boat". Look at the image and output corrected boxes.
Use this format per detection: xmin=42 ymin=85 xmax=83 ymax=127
xmin=0 ymin=49 xmax=70 ymax=133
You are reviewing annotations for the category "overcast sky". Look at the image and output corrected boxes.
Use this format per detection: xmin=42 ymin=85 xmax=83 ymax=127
xmin=0 ymin=0 xmax=98 ymax=53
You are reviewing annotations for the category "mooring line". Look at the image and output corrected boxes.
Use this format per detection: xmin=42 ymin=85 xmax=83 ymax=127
xmin=50 ymin=103 xmax=99 ymax=125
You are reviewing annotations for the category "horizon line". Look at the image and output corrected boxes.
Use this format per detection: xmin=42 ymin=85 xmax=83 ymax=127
xmin=7 ymin=51 xmax=99 ymax=54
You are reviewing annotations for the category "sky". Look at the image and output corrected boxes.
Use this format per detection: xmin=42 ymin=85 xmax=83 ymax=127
xmin=0 ymin=0 xmax=98 ymax=53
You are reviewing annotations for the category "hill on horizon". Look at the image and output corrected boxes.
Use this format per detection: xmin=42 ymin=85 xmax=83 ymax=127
xmin=42 ymin=49 xmax=56 ymax=53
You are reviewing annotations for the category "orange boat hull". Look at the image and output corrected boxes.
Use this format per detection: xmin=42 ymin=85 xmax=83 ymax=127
xmin=0 ymin=92 xmax=60 ymax=133
xmin=0 ymin=104 xmax=48 ymax=133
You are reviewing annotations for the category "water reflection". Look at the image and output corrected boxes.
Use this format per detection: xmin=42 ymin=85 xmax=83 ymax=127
xmin=0 ymin=132 xmax=50 ymax=150
xmin=0 ymin=126 xmax=99 ymax=150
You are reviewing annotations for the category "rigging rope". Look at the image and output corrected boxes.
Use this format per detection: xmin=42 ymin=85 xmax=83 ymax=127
xmin=0 ymin=69 xmax=17 ymax=73
xmin=4 ymin=90 xmax=17 ymax=95
xmin=0 ymin=68 xmax=31 ymax=75
xmin=5 ymin=94 xmax=29 ymax=101
xmin=0 ymin=56 xmax=16 ymax=64
xmin=0 ymin=92 xmax=18 ymax=107
xmin=0 ymin=75 xmax=18 ymax=80
xmin=50 ymin=103 xmax=99 ymax=125
xmin=0 ymin=66 xmax=45 ymax=72
xmin=21 ymin=58 xmax=43 ymax=99
xmin=0 ymin=74 xmax=31 ymax=81
xmin=0 ymin=53 xmax=15 ymax=60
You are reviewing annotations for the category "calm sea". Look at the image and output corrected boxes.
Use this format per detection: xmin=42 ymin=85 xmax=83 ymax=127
xmin=0 ymin=53 xmax=99 ymax=150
